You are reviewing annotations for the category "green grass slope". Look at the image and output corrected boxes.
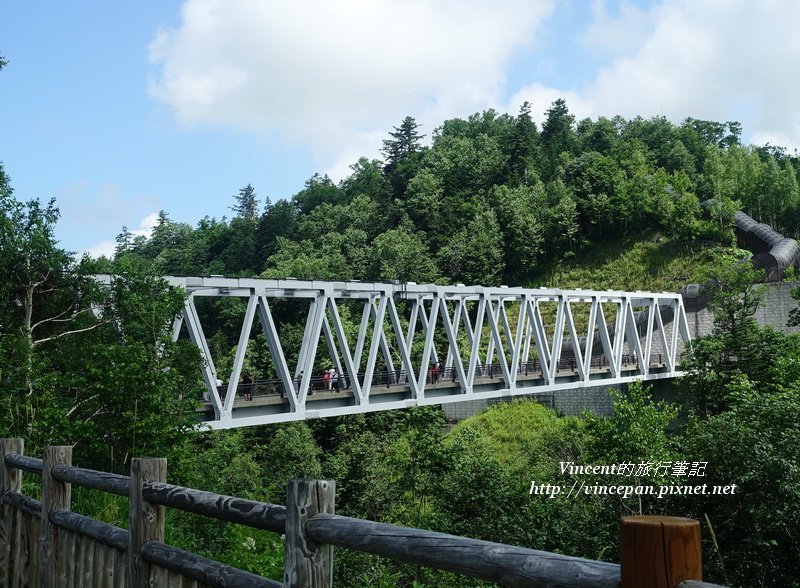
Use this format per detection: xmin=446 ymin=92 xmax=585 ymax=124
xmin=446 ymin=399 xmax=582 ymax=479
xmin=529 ymin=233 xmax=747 ymax=293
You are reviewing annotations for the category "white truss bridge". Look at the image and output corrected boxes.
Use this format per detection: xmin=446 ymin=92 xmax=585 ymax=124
xmin=96 ymin=276 xmax=692 ymax=429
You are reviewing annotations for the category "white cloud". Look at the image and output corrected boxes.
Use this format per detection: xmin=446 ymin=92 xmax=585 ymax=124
xmin=84 ymin=212 xmax=159 ymax=259
xmin=132 ymin=212 xmax=160 ymax=238
xmin=84 ymin=240 xmax=116 ymax=259
xmin=148 ymin=0 xmax=555 ymax=160
xmin=149 ymin=0 xmax=800 ymax=176
xmin=507 ymin=83 xmax=597 ymax=127
xmin=581 ymin=0 xmax=651 ymax=57
xmin=509 ymin=0 xmax=800 ymax=150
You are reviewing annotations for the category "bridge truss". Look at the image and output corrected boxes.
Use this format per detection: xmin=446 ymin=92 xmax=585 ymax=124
xmin=96 ymin=276 xmax=691 ymax=429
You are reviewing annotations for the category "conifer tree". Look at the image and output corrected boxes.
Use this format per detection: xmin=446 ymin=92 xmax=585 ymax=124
xmin=381 ymin=116 xmax=425 ymax=169
xmin=541 ymin=99 xmax=578 ymax=180
xmin=230 ymin=184 xmax=259 ymax=221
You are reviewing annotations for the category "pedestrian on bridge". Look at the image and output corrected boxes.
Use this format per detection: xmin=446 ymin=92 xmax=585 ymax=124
xmin=242 ymin=374 xmax=253 ymax=401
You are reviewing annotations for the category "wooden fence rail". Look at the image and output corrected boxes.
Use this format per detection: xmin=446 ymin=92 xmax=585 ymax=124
xmin=1 ymin=438 xmax=729 ymax=588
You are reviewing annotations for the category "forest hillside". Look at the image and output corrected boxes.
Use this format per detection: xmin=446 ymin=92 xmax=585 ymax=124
xmin=3 ymin=100 xmax=800 ymax=586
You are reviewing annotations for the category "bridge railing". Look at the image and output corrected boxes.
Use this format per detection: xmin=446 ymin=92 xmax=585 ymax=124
xmin=215 ymin=353 xmax=670 ymax=403
xmin=1 ymin=438 xmax=724 ymax=588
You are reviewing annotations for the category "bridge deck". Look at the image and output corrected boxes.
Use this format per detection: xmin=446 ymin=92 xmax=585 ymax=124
xmin=197 ymin=359 xmax=677 ymax=427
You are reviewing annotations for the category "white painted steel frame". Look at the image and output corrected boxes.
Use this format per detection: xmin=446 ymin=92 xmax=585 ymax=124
xmin=94 ymin=276 xmax=692 ymax=429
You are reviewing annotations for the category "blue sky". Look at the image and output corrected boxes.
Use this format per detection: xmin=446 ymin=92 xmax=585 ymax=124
xmin=2 ymin=1 xmax=799 ymax=257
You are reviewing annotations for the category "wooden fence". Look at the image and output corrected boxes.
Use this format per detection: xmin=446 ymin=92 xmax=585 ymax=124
xmin=1 ymin=438 xmax=728 ymax=588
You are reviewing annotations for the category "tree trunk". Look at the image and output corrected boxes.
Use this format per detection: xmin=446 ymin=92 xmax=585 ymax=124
xmin=24 ymin=284 xmax=34 ymax=397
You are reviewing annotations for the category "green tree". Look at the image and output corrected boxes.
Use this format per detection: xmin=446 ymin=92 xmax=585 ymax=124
xmin=0 ymin=161 xmax=11 ymax=197
xmin=382 ymin=116 xmax=425 ymax=170
xmin=230 ymin=183 xmax=259 ymax=221
xmin=292 ymin=174 xmax=346 ymax=215
xmin=577 ymin=116 xmax=618 ymax=155
xmin=53 ymin=261 xmax=201 ymax=470
xmin=662 ymin=139 xmax=697 ymax=176
xmin=399 ymin=168 xmax=444 ymax=242
xmin=680 ymin=257 xmax=768 ymax=416
xmin=369 ymin=227 xmax=439 ymax=283
xmin=680 ymin=369 xmax=800 ymax=586
xmin=540 ymin=98 xmax=578 ymax=180
xmin=255 ymin=199 xmax=298 ymax=263
xmin=721 ymin=145 xmax=763 ymax=220
xmin=540 ymin=179 xmax=579 ymax=256
xmin=506 ymin=101 xmax=541 ymax=184
xmin=0 ymin=191 xmax=107 ymax=399
xmin=114 ymin=225 xmax=133 ymax=258
xmin=340 ymin=158 xmax=386 ymax=197
xmin=788 ymin=286 xmax=800 ymax=328
xmin=261 ymin=229 xmax=369 ymax=281
xmin=488 ymin=184 xmax=544 ymax=276
xmin=427 ymin=132 xmax=506 ymax=197
xmin=381 ymin=117 xmax=427 ymax=201
xmin=437 ymin=208 xmax=504 ymax=285
xmin=584 ymin=382 xmax=677 ymax=467
xmin=564 ymin=150 xmax=625 ymax=234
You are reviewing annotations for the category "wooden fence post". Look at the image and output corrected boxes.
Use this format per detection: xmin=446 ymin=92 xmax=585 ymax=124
xmin=620 ymin=515 xmax=702 ymax=588
xmin=1 ymin=438 xmax=24 ymax=587
xmin=37 ymin=445 xmax=72 ymax=588
xmin=285 ymin=479 xmax=335 ymax=588
xmin=128 ymin=457 xmax=167 ymax=588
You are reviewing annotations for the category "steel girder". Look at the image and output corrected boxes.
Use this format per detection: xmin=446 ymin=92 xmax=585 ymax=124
xmin=93 ymin=276 xmax=691 ymax=430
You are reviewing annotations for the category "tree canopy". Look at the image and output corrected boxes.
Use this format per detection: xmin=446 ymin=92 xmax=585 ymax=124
xmin=4 ymin=95 xmax=800 ymax=586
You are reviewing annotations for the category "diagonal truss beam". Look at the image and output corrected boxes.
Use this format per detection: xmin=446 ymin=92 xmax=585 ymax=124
xmin=94 ymin=275 xmax=692 ymax=430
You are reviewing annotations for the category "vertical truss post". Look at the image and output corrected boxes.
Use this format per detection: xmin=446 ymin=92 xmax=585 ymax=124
xmin=596 ymin=300 xmax=618 ymax=378
xmin=485 ymin=299 xmax=512 ymax=388
xmin=676 ymin=297 xmax=692 ymax=360
xmin=298 ymin=293 xmax=327 ymax=404
xmin=416 ymin=299 xmax=440 ymax=365
xmin=326 ymin=297 xmax=363 ymax=403
xmin=654 ymin=299 xmax=673 ymax=370
xmin=623 ymin=299 xmax=644 ymax=375
xmin=444 ymin=300 xmax=464 ymax=370
xmin=564 ymin=300 xmax=586 ymax=380
xmin=353 ymin=299 xmax=372 ymax=371
xmin=641 ymin=303 xmax=656 ymax=376
xmin=438 ymin=297 xmax=467 ymax=393
xmin=527 ymin=297 xmax=552 ymax=384
xmin=386 ymin=297 xmax=420 ymax=398
xmin=612 ymin=299 xmax=627 ymax=374
xmin=405 ymin=299 xmax=420 ymax=351
xmin=257 ymin=295 xmax=298 ymax=410
xmin=466 ymin=295 xmax=487 ymax=392
xmin=548 ymin=297 xmax=566 ymax=383
xmin=583 ymin=296 xmax=598 ymax=376
xmin=361 ymin=294 xmax=388 ymax=401
xmin=417 ymin=293 xmax=440 ymax=396
xmin=182 ymin=297 xmax=222 ymax=418
xmin=509 ymin=298 xmax=527 ymax=382
xmin=224 ymin=293 xmax=258 ymax=414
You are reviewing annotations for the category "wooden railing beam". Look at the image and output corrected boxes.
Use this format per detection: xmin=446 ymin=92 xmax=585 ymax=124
xmin=0 ymin=439 xmax=728 ymax=588
xmin=305 ymin=512 xmax=620 ymax=588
